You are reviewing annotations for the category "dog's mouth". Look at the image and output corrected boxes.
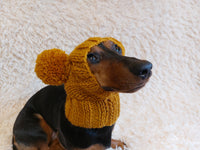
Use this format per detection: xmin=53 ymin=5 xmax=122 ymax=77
xmin=102 ymin=83 xmax=146 ymax=93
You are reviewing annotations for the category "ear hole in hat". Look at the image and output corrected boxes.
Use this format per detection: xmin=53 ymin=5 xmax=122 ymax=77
xmin=35 ymin=49 xmax=70 ymax=85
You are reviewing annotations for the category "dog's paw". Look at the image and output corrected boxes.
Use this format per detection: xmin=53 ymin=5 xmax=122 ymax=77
xmin=111 ymin=139 xmax=127 ymax=150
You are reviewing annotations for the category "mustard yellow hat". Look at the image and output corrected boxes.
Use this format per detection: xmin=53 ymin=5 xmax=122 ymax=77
xmin=35 ymin=37 xmax=125 ymax=128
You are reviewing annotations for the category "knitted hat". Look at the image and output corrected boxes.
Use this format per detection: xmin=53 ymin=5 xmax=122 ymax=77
xmin=35 ymin=37 xmax=125 ymax=128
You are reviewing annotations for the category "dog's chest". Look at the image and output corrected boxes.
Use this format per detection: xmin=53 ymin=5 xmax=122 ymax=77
xmin=58 ymin=105 xmax=114 ymax=149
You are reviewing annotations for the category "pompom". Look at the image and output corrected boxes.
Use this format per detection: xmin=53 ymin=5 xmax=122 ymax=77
xmin=35 ymin=49 xmax=70 ymax=85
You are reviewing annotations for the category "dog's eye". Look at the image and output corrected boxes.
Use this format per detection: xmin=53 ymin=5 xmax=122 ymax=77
xmin=114 ymin=44 xmax=122 ymax=54
xmin=87 ymin=53 xmax=100 ymax=64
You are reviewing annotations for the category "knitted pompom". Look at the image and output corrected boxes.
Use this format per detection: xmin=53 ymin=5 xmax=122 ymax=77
xmin=35 ymin=49 xmax=70 ymax=85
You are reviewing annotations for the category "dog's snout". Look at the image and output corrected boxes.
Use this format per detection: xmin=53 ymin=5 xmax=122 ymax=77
xmin=126 ymin=57 xmax=152 ymax=80
xmin=138 ymin=61 xmax=152 ymax=80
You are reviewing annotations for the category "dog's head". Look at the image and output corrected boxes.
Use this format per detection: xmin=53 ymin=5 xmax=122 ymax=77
xmin=88 ymin=40 xmax=152 ymax=93
xmin=35 ymin=37 xmax=152 ymax=97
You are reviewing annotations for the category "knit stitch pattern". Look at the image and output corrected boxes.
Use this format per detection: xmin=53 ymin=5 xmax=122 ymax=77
xmin=35 ymin=37 xmax=125 ymax=128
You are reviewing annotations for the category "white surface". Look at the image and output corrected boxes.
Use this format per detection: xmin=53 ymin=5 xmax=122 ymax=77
xmin=0 ymin=0 xmax=200 ymax=150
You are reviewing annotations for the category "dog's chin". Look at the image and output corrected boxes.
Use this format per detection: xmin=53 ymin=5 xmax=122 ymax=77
xmin=102 ymin=84 xmax=146 ymax=93
xmin=119 ymin=84 xmax=146 ymax=93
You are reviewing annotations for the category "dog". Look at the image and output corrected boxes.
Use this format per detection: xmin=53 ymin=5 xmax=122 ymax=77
xmin=12 ymin=39 xmax=152 ymax=150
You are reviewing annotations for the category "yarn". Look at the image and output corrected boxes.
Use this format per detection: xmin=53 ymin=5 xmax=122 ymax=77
xmin=35 ymin=37 xmax=125 ymax=128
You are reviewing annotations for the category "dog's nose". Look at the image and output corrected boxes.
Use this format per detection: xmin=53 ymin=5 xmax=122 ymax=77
xmin=125 ymin=57 xmax=153 ymax=80
xmin=138 ymin=61 xmax=152 ymax=80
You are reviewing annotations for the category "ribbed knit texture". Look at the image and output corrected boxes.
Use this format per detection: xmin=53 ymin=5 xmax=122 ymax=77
xmin=35 ymin=37 xmax=125 ymax=128
xmin=65 ymin=37 xmax=125 ymax=128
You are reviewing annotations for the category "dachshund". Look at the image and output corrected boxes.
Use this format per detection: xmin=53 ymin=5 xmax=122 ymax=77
xmin=12 ymin=40 xmax=152 ymax=150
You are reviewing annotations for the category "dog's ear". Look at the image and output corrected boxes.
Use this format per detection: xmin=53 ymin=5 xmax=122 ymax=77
xmin=35 ymin=49 xmax=70 ymax=85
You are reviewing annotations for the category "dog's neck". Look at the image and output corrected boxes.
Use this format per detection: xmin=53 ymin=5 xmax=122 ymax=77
xmin=64 ymin=87 xmax=120 ymax=128
xmin=63 ymin=38 xmax=122 ymax=128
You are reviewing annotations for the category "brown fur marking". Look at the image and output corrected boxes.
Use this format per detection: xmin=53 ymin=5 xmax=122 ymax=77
xmin=35 ymin=114 xmax=53 ymax=145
